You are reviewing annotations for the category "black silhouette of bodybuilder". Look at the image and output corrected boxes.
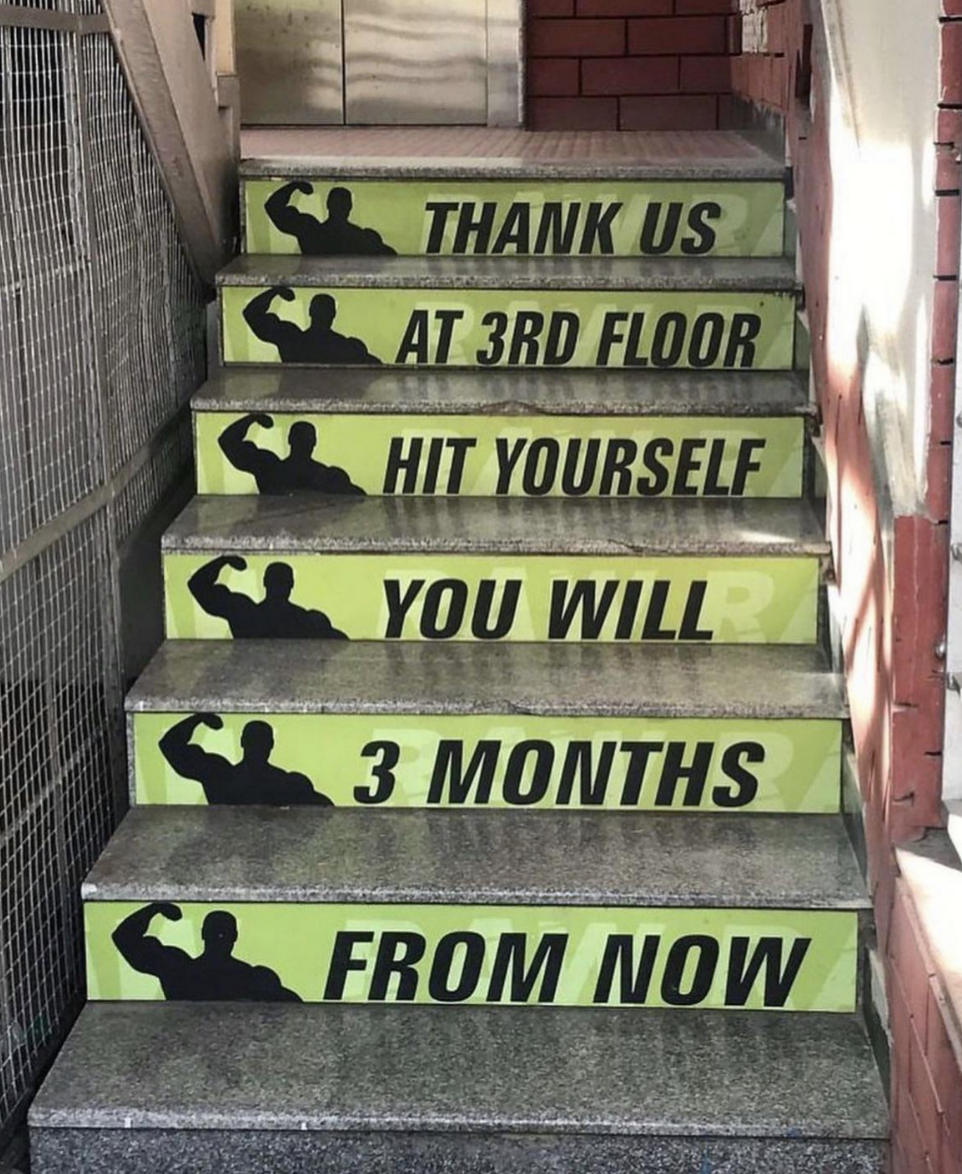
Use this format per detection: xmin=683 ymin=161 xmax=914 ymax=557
xmin=159 ymin=713 xmax=333 ymax=806
xmin=218 ymin=413 xmax=365 ymax=496
xmin=188 ymin=555 xmax=348 ymax=640
xmin=265 ymin=181 xmax=397 ymax=257
xmin=243 ymin=286 xmax=383 ymax=365
xmin=112 ymin=903 xmax=302 ymax=1002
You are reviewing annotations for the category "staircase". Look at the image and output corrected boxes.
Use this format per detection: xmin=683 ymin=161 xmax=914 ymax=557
xmin=29 ymin=128 xmax=888 ymax=1172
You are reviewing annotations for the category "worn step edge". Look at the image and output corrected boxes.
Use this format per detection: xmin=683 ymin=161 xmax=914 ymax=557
xmin=29 ymin=1004 xmax=887 ymax=1142
xmin=217 ymin=254 xmax=800 ymax=292
xmin=126 ymin=641 xmax=847 ymax=721
xmin=191 ymin=367 xmax=814 ymax=417
xmin=81 ymin=807 xmax=869 ymax=910
xmin=160 ymin=496 xmax=831 ymax=558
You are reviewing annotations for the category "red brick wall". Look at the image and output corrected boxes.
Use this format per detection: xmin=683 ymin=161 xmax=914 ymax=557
xmin=526 ymin=0 xmax=740 ymax=130
xmin=730 ymin=4 xmax=962 ymax=1172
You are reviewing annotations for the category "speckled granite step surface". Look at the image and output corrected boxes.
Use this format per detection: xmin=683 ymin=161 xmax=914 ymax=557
xmin=82 ymin=807 xmax=867 ymax=909
xmin=240 ymin=126 xmax=785 ymax=179
xmin=192 ymin=367 xmax=813 ymax=416
xmin=219 ymin=253 xmax=799 ymax=291
xmin=162 ymin=496 xmax=829 ymax=557
xmin=29 ymin=1003 xmax=887 ymax=1174
xmin=127 ymin=641 xmax=846 ymax=720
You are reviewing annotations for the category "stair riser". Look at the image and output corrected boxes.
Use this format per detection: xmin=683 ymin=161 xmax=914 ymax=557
xmin=162 ymin=554 xmax=822 ymax=644
xmin=194 ymin=412 xmax=806 ymax=498
xmin=84 ymin=902 xmax=859 ymax=1012
xmin=221 ymin=287 xmax=797 ymax=370
xmin=31 ymin=1129 xmax=888 ymax=1174
xmin=242 ymin=177 xmax=786 ymax=259
xmin=129 ymin=711 xmax=842 ymax=813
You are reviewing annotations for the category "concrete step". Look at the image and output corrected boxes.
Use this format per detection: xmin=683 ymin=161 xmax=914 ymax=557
xmin=160 ymin=496 xmax=829 ymax=643
xmin=30 ymin=1003 xmax=887 ymax=1174
xmin=127 ymin=641 xmax=844 ymax=812
xmin=217 ymin=255 xmax=799 ymax=371
xmin=240 ymin=173 xmax=785 ymax=259
xmin=192 ymin=368 xmax=811 ymax=498
xmin=81 ymin=807 xmax=868 ymax=1011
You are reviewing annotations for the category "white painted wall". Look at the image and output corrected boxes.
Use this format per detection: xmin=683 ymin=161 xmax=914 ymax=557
xmin=818 ymin=0 xmax=941 ymax=514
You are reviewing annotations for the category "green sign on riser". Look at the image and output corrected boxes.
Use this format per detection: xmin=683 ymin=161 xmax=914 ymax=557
xmin=194 ymin=412 xmax=806 ymax=499
xmin=132 ymin=712 xmax=841 ymax=813
xmin=163 ymin=554 xmax=821 ymax=644
xmin=85 ymin=901 xmax=858 ymax=1012
xmin=243 ymin=178 xmax=786 ymax=258
xmin=220 ymin=287 xmax=797 ymax=371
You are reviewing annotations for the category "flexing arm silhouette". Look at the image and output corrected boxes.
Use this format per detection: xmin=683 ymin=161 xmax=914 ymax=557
xmin=188 ymin=555 xmax=247 ymax=620
xmin=113 ymin=903 xmax=189 ymax=977
xmin=159 ymin=713 xmax=230 ymax=783
xmin=218 ymin=414 xmax=277 ymax=477
xmin=265 ymin=181 xmax=317 ymax=245
xmin=242 ymin=286 xmax=300 ymax=351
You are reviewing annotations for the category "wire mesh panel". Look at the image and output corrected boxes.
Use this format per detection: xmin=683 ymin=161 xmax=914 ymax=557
xmin=0 ymin=3 xmax=207 ymax=1143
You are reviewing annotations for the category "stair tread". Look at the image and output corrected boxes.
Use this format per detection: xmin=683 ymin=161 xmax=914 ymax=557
xmin=162 ymin=496 xmax=829 ymax=557
xmin=128 ymin=641 xmax=845 ymax=720
xmin=83 ymin=807 xmax=868 ymax=908
xmin=218 ymin=253 xmax=799 ymax=290
xmin=31 ymin=1002 xmax=886 ymax=1139
xmin=192 ymin=367 xmax=813 ymax=417
xmin=239 ymin=127 xmax=785 ymax=180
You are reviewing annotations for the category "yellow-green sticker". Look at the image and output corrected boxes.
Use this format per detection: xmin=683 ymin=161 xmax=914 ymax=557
xmin=86 ymin=900 xmax=858 ymax=1011
xmin=162 ymin=554 xmax=820 ymax=643
xmin=132 ymin=712 xmax=841 ymax=812
xmin=243 ymin=178 xmax=786 ymax=258
xmin=221 ymin=286 xmax=797 ymax=370
xmin=194 ymin=412 xmax=805 ymax=498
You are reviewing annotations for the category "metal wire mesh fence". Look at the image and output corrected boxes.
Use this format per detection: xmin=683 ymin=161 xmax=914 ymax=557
xmin=0 ymin=1 xmax=207 ymax=1142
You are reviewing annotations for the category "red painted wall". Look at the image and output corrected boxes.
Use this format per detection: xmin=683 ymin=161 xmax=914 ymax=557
xmin=526 ymin=0 xmax=740 ymax=130
xmin=731 ymin=4 xmax=961 ymax=1172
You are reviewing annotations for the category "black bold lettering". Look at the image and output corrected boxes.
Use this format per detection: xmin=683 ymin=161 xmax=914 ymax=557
xmin=688 ymin=312 xmax=725 ymax=368
xmin=544 ymin=311 xmax=580 ymax=365
xmin=383 ymin=436 xmax=423 ymax=494
xmin=636 ymin=438 xmax=673 ymax=497
xmin=579 ymin=201 xmax=622 ymax=254
xmin=471 ymin=579 xmax=522 ymax=639
xmin=428 ymin=932 xmax=486 ymax=1002
xmin=370 ymin=932 xmax=427 ymax=1001
xmin=673 ymin=437 xmax=706 ymax=496
xmin=522 ymin=438 xmax=559 ymax=495
xmin=556 ymin=740 xmax=616 ymax=805
xmin=395 ymin=310 xmax=430 ymax=364
xmin=495 ymin=437 xmax=527 ymax=494
xmin=640 ymin=201 xmax=683 ymax=256
xmin=324 ymin=931 xmax=374 ymax=999
xmin=421 ymin=579 xmax=468 ymax=639
xmin=641 ymin=581 xmax=677 ymax=641
xmin=534 ymin=203 xmax=580 ymax=255
xmin=654 ymin=741 xmax=714 ymax=807
xmin=509 ymin=310 xmax=544 ymax=366
xmin=384 ymin=579 xmax=425 ymax=638
xmin=492 ymin=203 xmax=531 ymax=255
xmin=424 ymin=202 xmax=459 ymax=253
xmin=592 ymin=934 xmax=660 ymax=1004
xmin=679 ymin=580 xmax=714 ymax=641
xmin=548 ymin=579 xmax=619 ymax=639
xmin=596 ymin=311 xmax=629 ymax=366
xmin=428 ymin=740 xmax=500 ymax=804
xmin=444 ymin=437 xmax=477 ymax=494
xmin=454 ymin=202 xmax=496 ymax=253
xmin=614 ymin=580 xmax=643 ymax=639
xmin=651 ymin=312 xmax=686 ymax=368
xmin=714 ymin=741 xmax=763 ymax=808
xmin=724 ymin=313 xmax=762 ymax=368
xmin=725 ymin=936 xmax=812 ymax=1008
xmin=502 ymin=740 xmax=555 ymax=805
xmin=681 ymin=201 xmax=721 ymax=256
xmin=731 ymin=438 xmax=767 ymax=495
xmin=619 ymin=742 xmax=663 ymax=805
xmin=598 ymin=439 xmax=637 ymax=495
xmin=356 ymin=741 xmax=400 ymax=803
xmin=487 ymin=933 xmax=568 ymax=1003
xmin=560 ymin=438 xmax=600 ymax=496
xmin=434 ymin=309 xmax=465 ymax=364
xmin=478 ymin=310 xmax=508 ymax=366
xmin=661 ymin=935 xmax=719 ymax=1006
